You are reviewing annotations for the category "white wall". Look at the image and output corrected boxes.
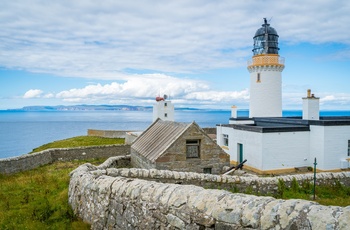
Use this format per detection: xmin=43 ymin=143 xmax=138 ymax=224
xmin=302 ymin=98 xmax=320 ymax=120
xmin=216 ymin=126 xmax=235 ymax=153
xmin=217 ymin=123 xmax=350 ymax=172
xmin=218 ymin=126 xmax=310 ymax=171
xmin=261 ymin=131 xmax=310 ymax=170
xmin=249 ymin=67 xmax=282 ymax=118
xmin=321 ymin=125 xmax=350 ymax=170
xmin=309 ymin=125 xmax=325 ymax=169
xmin=233 ymin=129 xmax=264 ymax=170
xmin=217 ymin=125 xmax=264 ymax=170
xmin=153 ymin=100 xmax=174 ymax=122
xmin=229 ymin=120 xmax=254 ymax=125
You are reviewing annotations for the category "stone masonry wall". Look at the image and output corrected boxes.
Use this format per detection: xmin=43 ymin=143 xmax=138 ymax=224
xmin=87 ymin=129 xmax=139 ymax=138
xmin=104 ymin=167 xmax=350 ymax=196
xmin=0 ymin=145 xmax=130 ymax=174
xmin=69 ymin=156 xmax=350 ymax=229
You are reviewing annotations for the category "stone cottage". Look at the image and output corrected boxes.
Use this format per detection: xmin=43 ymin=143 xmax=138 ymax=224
xmin=131 ymin=118 xmax=230 ymax=174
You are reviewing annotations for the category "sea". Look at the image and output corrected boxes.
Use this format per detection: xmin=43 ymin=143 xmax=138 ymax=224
xmin=1 ymin=109 xmax=350 ymax=159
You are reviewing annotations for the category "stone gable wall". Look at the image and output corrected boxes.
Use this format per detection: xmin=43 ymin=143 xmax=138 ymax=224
xmin=131 ymin=124 xmax=229 ymax=174
xmin=69 ymin=156 xmax=350 ymax=229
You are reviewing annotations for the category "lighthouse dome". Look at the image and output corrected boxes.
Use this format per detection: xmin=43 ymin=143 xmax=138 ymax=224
xmin=252 ymin=18 xmax=279 ymax=55
xmin=254 ymin=25 xmax=278 ymax=37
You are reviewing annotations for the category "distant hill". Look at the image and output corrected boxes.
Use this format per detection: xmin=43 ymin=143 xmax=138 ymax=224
xmin=7 ymin=105 xmax=153 ymax=111
xmin=6 ymin=105 xmax=202 ymax=112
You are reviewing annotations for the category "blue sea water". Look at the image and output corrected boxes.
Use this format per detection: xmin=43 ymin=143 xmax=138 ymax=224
xmin=1 ymin=109 xmax=350 ymax=159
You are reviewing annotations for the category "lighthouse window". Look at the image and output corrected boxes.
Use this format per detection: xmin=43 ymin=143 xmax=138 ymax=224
xmin=164 ymin=113 xmax=168 ymax=118
xmin=164 ymin=102 xmax=167 ymax=107
xmin=186 ymin=139 xmax=200 ymax=158
xmin=348 ymin=140 xmax=350 ymax=156
xmin=257 ymin=73 xmax=261 ymax=82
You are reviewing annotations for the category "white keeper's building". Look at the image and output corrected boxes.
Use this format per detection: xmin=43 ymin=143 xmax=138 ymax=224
xmin=216 ymin=19 xmax=350 ymax=174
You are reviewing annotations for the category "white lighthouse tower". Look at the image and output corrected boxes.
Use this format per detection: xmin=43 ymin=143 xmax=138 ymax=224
xmin=247 ymin=18 xmax=285 ymax=118
xmin=152 ymin=95 xmax=174 ymax=122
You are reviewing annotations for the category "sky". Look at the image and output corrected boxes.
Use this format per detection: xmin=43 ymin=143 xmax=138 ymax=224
xmin=1 ymin=0 xmax=350 ymax=110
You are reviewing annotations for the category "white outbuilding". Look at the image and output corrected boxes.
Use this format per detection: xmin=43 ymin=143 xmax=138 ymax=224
xmin=217 ymin=19 xmax=350 ymax=174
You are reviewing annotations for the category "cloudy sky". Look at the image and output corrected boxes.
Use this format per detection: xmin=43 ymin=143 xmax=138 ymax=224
xmin=1 ymin=0 xmax=350 ymax=110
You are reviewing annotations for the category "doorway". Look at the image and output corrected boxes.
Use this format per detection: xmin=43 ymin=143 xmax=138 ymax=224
xmin=237 ymin=143 xmax=243 ymax=163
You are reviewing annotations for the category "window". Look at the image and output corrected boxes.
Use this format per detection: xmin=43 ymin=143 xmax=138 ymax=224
xmin=203 ymin=168 xmax=212 ymax=174
xmin=186 ymin=139 xmax=200 ymax=158
xmin=257 ymin=73 xmax=261 ymax=82
xmin=348 ymin=140 xmax=350 ymax=156
xmin=164 ymin=113 xmax=168 ymax=117
xmin=223 ymin=134 xmax=229 ymax=146
xmin=164 ymin=102 xmax=167 ymax=107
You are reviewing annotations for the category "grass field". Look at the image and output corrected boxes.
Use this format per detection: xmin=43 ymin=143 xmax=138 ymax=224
xmin=1 ymin=136 xmax=350 ymax=229
xmin=276 ymin=177 xmax=350 ymax=206
xmin=0 ymin=159 xmax=106 ymax=229
xmin=31 ymin=135 xmax=125 ymax=153
xmin=1 ymin=136 xmax=123 ymax=229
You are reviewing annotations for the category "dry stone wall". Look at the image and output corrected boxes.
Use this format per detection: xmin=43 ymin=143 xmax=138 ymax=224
xmin=104 ymin=167 xmax=350 ymax=196
xmin=69 ymin=156 xmax=350 ymax=229
xmin=88 ymin=129 xmax=139 ymax=138
xmin=0 ymin=145 xmax=130 ymax=174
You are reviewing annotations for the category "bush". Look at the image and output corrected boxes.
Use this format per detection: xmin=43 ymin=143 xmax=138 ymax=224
xmin=277 ymin=178 xmax=286 ymax=198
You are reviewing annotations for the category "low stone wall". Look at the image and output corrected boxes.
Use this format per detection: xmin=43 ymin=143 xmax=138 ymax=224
xmin=202 ymin=127 xmax=216 ymax=134
xmin=0 ymin=145 xmax=130 ymax=174
xmin=0 ymin=151 xmax=54 ymax=175
xmin=69 ymin=156 xmax=350 ymax=229
xmin=104 ymin=167 xmax=350 ymax=195
xmin=87 ymin=129 xmax=139 ymax=138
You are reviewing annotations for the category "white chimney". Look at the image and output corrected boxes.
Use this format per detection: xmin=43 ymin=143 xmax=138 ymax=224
xmin=302 ymin=89 xmax=319 ymax=120
xmin=231 ymin=105 xmax=238 ymax=118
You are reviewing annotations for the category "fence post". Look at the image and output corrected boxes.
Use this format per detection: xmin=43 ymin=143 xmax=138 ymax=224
xmin=313 ymin=157 xmax=317 ymax=200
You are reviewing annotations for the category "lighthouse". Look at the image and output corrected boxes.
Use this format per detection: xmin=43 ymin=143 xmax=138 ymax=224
xmin=152 ymin=95 xmax=174 ymax=122
xmin=247 ymin=18 xmax=285 ymax=117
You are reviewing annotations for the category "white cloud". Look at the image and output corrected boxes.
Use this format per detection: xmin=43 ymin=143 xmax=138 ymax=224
xmin=55 ymin=74 xmax=206 ymax=98
xmin=319 ymin=94 xmax=350 ymax=108
xmin=321 ymin=95 xmax=336 ymax=102
xmin=2 ymin=1 xmax=350 ymax=110
xmin=23 ymin=89 xmax=43 ymax=98
xmin=281 ymin=92 xmax=350 ymax=110
xmin=53 ymin=73 xmax=248 ymax=106
xmin=184 ymin=90 xmax=249 ymax=102
xmin=43 ymin=93 xmax=54 ymax=98
xmin=1 ymin=1 xmax=350 ymax=79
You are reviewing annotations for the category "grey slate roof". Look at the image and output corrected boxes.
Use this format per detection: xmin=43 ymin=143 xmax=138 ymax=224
xmin=131 ymin=118 xmax=193 ymax=162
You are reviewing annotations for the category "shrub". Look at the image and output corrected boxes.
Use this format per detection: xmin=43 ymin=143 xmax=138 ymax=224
xmin=277 ymin=178 xmax=286 ymax=198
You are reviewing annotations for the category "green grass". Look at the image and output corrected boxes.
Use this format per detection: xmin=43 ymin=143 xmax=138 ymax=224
xmin=31 ymin=136 xmax=125 ymax=153
xmin=1 ymin=136 xmax=125 ymax=229
xmin=273 ymin=178 xmax=350 ymax=206
xmin=2 ymin=135 xmax=349 ymax=229
xmin=0 ymin=159 xmax=108 ymax=229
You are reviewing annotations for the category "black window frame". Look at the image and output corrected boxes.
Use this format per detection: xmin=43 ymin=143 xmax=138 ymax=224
xmin=186 ymin=139 xmax=200 ymax=158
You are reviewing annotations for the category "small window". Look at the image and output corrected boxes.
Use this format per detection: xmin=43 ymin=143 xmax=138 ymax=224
xmin=257 ymin=73 xmax=261 ymax=83
xmin=164 ymin=113 xmax=168 ymax=118
xmin=223 ymin=134 xmax=229 ymax=146
xmin=186 ymin=139 xmax=200 ymax=158
xmin=203 ymin=168 xmax=212 ymax=174
xmin=164 ymin=102 xmax=167 ymax=107
xmin=348 ymin=140 xmax=350 ymax=156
